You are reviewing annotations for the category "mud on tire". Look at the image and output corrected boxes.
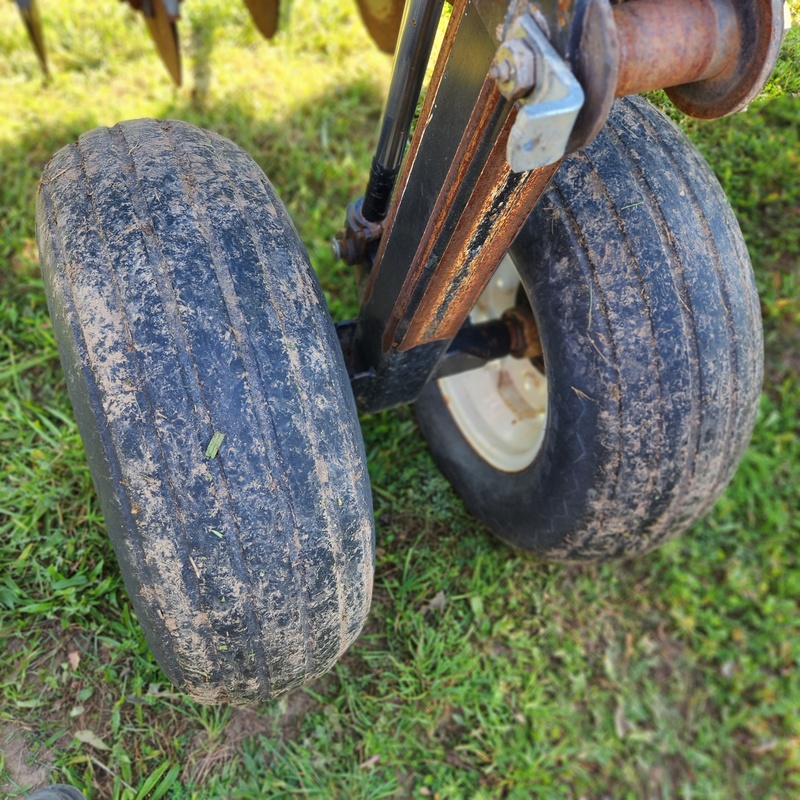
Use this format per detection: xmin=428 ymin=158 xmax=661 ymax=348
xmin=37 ymin=119 xmax=374 ymax=703
xmin=416 ymin=96 xmax=763 ymax=562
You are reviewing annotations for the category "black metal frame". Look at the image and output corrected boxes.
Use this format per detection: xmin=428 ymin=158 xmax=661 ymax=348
xmin=334 ymin=0 xmax=586 ymax=413
xmin=333 ymin=0 xmax=784 ymax=414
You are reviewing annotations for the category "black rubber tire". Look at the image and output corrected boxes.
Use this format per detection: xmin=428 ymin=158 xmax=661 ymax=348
xmin=36 ymin=119 xmax=374 ymax=703
xmin=25 ymin=787 xmax=86 ymax=800
xmin=415 ymin=96 xmax=763 ymax=562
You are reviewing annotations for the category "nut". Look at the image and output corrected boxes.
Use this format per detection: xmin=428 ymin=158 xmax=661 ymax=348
xmin=490 ymin=37 xmax=536 ymax=100
xmin=502 ymin=305 xmax=542 ymax=359
xmin=490 ymin=58 xmax=515 ymax=84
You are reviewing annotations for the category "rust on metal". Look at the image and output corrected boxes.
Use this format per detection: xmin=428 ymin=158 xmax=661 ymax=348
xmin=613 ymin=0 xmax=738 ymax=97
xmin=398 ymin=114 xmax=559 ymax=349
xmin=665 ymin=0 xmax=785 ymax=118
xmin=368 ymin=0 xmax=562 ymax=353
xmin=333 ymin=198 xmax=385 ymax=266
xmin=614 ymin=0 xmax=784 ymax=118
xmin=503 ymin=305 xmax=542 ymax=359
xmin=363 ymin=0 xmax=469 ymax=305
xmin=381 ymin=74 xmax=509 ymax=351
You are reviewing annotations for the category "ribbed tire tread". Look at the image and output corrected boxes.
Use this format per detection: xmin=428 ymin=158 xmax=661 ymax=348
xmin=37 ymin=119 xmax=374 ymax=702
xmin=416 ymin=96 xmax=762 ymax=561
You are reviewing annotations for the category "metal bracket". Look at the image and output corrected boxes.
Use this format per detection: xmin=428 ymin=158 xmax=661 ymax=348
xmin=332 ymin=197 xmax=385 ymax=266
xmin=498 ymin=15 xmax=585 ymax=172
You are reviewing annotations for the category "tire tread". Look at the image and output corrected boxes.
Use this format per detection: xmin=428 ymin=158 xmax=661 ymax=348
xmin=416 ymin=96 xmax=762 ymax=562
xmin=37 ymin=119 xmax=374 ymax=702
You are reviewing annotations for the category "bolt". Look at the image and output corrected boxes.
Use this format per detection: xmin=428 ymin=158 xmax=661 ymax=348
xmin=490 ymin=59 xmax=515 ymax=84
xmin=491 ymin=37 xmax=536 ymax=101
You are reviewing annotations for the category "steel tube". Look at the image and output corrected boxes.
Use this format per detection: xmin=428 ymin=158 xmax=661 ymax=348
xmin=613 ymin=0 xmax=739 ymax=96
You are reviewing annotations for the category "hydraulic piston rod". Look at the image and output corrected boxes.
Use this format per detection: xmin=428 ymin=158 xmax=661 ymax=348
xmin=361 ymin=0 xmax=445 ymax=222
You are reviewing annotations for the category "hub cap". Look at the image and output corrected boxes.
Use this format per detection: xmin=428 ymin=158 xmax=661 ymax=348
xmin=437 ymin=255 xmax=547 ymax=472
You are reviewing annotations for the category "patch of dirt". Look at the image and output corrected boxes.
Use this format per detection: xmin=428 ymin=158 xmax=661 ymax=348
xmin=0 ymin=725 xmax=54 ymax=796
xmin=337 ymin=611 xmax=390 ymax=682
xmin=432 ymin=704 xmax=469 ymax=747
xmin=183 ymin=688 xmax=324 ymax=785
xmin=4 ymin=623 xmax=190 ymax=797
xmin=274 ymin=687 xmax=323 ymax=743
xmin=182 ymin=708 xmax=275 ymax=785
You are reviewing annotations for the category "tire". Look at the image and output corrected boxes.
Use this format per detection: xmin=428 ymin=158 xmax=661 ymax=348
xmin=415 ymin=96 xmax=762 ymax=562
xmin=36 ymin=119 xmax=374 ymax=703
xmin=25 ymin=788 xmax=86 ymax=800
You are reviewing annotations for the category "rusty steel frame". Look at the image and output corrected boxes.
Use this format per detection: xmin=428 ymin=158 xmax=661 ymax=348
xmin=342 ymin=0 xmax=784 ymax=413
xmin=349 ymin=0 xmax=530 ymax=412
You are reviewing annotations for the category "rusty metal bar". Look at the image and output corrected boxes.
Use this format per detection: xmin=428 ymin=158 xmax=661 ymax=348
xmin=352 ymin=0 xmax=528 ymax=411
xmin=399 ymin=117 xmax=559 ymax=349
xmin=614 ymin=0 xmax=739 ymax=96
xmin=382 ymin=74 xmax=511 ymax=350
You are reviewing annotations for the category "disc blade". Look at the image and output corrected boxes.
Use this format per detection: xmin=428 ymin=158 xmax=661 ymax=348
xmin=16 ymin=0 xmax=49 ymax=76
xmin=142 ymin=0 xmax=182 ymax=85
xmin=354 ymin=0 xmax=405 ymax=54
xmin=242 ymin=0 xmax=279 ymax=39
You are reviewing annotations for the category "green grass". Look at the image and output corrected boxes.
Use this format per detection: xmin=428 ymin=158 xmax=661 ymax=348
xmin=1 ymin=1 xmax=799 ymax=797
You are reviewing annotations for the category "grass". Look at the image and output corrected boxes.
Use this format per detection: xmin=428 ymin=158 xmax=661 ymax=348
xmin=1 ymin=0 xmax=799 ymax=797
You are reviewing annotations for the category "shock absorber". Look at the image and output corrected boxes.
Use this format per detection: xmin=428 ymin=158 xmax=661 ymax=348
xmin=334 ymin=0 xmax=445 ymax=264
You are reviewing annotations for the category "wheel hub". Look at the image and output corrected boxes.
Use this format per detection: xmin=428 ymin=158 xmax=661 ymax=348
xmin=437 ymin=255 xmax=547 ymax=472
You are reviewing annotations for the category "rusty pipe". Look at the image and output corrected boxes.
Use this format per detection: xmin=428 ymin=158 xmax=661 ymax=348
xmin=613 ymin=0 xmax=740 ymax=96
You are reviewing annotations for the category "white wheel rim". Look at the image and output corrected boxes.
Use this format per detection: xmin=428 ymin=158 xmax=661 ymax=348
xmin=437 ymin=255 xmax=547 ymax=473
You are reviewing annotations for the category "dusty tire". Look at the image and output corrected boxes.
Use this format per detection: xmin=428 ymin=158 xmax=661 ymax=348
xmin=36 ymin=119 xmax=374 ymax=703
xmin=24 ymin=788 xmax=86 ymax=800
xmin=415 ymin=96 xmax=763 ymax=562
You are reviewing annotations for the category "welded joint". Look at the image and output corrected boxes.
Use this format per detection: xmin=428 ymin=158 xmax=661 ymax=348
xmin=493 ymin=14 xmax=585 ymax=172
